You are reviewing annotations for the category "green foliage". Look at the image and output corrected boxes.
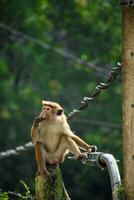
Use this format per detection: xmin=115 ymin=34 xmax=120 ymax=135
xmin=117 ymin=184 xmax=125 ymax=194
xmin=117 ymin=184 xmax=126 ymax=200
xmin=0 ymin=192 xmax=8 ymax=200
xmin=0 ymin=0 xmax=122 ymax=199
xmin=20 ymin=180 xmax=32 ymax=199
xmin=0 ymin=181 xmax=32 ymax=200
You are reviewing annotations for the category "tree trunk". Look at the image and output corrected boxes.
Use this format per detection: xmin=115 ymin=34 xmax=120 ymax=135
xmin=122 ymin=7 xmax=134 ymax=200
xmin=35 ymin=164 xmax=71 ymax=200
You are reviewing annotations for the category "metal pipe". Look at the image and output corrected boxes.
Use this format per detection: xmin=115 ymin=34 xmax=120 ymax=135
xmin=68 ymin=152 xmax=121 ymax=200
xmin=98 ymin=153 xmax=121 ymax=200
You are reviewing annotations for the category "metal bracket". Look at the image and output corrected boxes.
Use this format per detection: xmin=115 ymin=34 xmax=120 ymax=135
xmin=68 ymin=152 xmax=121 ymax=200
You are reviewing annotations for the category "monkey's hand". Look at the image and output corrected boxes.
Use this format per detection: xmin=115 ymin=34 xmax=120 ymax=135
xmin=34 ymin=116 xmax=45 ymax=127
xmin=88 ymin=145 xmax=97 ymax=153
xmin=77 ymin=152 xmax=88 ymax=160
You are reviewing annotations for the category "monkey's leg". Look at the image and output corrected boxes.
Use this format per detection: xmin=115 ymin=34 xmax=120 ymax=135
xmin=52 ymin=135 xmax=81 ymax=163
xmin=53 ymin=136 xmax=87 ymax=163
xmin=59 ymin=135 xmax=89 ymax=160
xmin=62 ymin=135 xmax=81 ymax=155
xmin=65 ymin=136 xmax=89 ymax=159
xmin=48 ymin=136 xmax=69 ymax=164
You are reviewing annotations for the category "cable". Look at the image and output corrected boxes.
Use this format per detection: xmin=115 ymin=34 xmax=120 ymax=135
xmin=73 ymin=118 xmax=122 ymax=129
xmin=0 ymin=22 xmax=122 ymax=158
xmin=0 ymin=22 xmax=109 ymax=75
xmin=0 ymin=142 xmax=34 ymax=159
xmin=0 ymin=63 xmax=122 ymax=159
xmin=67 ymin=63 xmax=122 ymax=120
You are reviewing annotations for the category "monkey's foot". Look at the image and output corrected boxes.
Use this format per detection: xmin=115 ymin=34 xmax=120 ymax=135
xmin=120 ymin=0 xmax=134 ymax=6
xmin=77 ymin=153 xmax=88 ymax=160
xmin=44 ymin=173 xmax=55 ymax=185
xmin=39 ymin=171 xmax=55 ymax=185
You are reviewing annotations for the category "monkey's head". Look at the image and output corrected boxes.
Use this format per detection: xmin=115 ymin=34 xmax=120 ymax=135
xmin=40 ymin=100 xmax=64 ymax=120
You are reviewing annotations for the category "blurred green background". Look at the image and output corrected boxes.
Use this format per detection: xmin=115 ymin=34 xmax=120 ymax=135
xmin=0 ymin=0 xmax=122 ymax=199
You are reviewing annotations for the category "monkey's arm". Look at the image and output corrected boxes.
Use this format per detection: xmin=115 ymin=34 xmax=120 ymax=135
xmin=71 ymin=135 xmax=90 ymax=150
xmin=63 ymin=123 xmax=92 ymax=150
xmin=71 ymin=135 xmax=97 ymax=152
xmin=31 ymin=121 xmax=38 ymax=144
xmin=35 ymin=142 xmax=49 ymax=175
xmin=31 ymin=119 xmax=54 ymax=184
xmin=31 ymin=116 xmax=45 ymax=144
xmin=31 ymin=117 xmax=48 ymax=173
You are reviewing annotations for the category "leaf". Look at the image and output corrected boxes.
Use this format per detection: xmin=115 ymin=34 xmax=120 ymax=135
xmin=0 ymin=192 xmax=9 ymax=200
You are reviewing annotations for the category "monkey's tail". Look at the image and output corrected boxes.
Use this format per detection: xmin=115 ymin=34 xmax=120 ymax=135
xmin=62 ymin=181 xmax=71 ymax=200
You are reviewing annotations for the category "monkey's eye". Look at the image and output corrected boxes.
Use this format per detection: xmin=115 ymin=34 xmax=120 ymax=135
xmin=57 ymin=109 xmax=63 ymax=116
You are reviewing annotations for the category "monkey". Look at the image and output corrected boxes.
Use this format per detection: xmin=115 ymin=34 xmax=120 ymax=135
xmin=31 ymin=100 xmax=96 ymax=183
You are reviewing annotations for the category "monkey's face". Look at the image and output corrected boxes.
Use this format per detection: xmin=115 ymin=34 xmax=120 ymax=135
xmin=40 ymin=100 xmax=64 ymax=120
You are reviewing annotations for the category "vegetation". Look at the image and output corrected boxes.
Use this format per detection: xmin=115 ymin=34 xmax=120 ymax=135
xmin=0 ymin=0 xmax=122 ymax=199
xmin=0 ymin=180 xmax=32 ymax=200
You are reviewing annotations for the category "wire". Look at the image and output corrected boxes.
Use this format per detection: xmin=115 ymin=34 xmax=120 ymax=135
xmin=0 ymin=63 xmax=122 ymax=159
xmin=120 ymin=0 xmax=134 ymax=6
xmin=67 ymin=63 xmax=122 ymax=120
xmin=73 ymin=118 xmax=122 ymax=129
xmin=0 ymin=22 xmax=109 ymax=75
xmin=0 ymin=142 xmax=34 ymax=159
xmin=0 ymin=22 xmax=122 ymax=159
